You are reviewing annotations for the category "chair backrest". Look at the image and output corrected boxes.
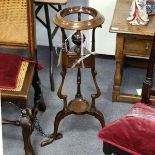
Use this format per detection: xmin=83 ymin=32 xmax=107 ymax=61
xmin=141 ymin=35 xmax=155 ymax=103
xmin=0 ymin=0 xmax=36 ymax=59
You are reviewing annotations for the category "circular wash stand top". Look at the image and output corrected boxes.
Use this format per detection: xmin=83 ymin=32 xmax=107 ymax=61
xmin=53 ymin=6 xmax=105 ymax=30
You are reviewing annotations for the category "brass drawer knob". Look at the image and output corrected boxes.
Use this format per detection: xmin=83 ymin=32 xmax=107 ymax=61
xmin=145 ymin=43 xmax=150 ymax=50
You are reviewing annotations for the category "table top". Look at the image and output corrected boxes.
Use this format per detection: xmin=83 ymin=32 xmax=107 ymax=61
xmin=110 ymin=0 xmax=155 ymax=36
xmin=35 ymin=0 xmax=67 ymax=4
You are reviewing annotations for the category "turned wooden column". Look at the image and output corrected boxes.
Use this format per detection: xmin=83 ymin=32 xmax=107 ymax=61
xmin=112 ymin=33 xmax=125 ymax=101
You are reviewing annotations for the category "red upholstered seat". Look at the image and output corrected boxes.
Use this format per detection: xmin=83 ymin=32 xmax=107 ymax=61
xmin=0 ymin=53 xmax=22 ymax=89
xmin=98 ymin=102 xmax=155 ymax=155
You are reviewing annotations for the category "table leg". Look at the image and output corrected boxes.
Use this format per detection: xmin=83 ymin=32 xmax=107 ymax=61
xmin=112 ymin=34 xmax=125 ymax=101
xmin=44 ymin=4 xmax=55 ymax=91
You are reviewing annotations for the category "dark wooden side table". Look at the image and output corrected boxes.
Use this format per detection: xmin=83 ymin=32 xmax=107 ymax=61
xmin=111 ymin=0 xmax=155 ymax=103
xmin=35 ymin=0 xmax=68 ymax=91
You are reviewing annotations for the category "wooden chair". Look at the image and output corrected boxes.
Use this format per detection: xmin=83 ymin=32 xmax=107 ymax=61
xmin=35 ymin=0 xmax=68 ymax=91
xmin=98 ymin=35 xmax=155 ymax=155
xmin=0 ymin=0 xmax=46 ymax=154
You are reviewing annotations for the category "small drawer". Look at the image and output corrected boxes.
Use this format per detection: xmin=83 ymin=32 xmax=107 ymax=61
xmin=66 ymin=55 xmax=92 ymax=68
xmin=124 ymin=34 xmax=153 ymax=57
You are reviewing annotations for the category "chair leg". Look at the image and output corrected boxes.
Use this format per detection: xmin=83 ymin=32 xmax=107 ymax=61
xmin=32 ymin=67 xmax=46 ymax=112
xmin=44 ymin=4 xmax=55 ymax=91
xmin=103 ymin=142 xmax=131 ymax=155
xmin=20 ymin=109 xmax=34 ymax=155
xmin=103 ymin=142 xmax=113 ymax=155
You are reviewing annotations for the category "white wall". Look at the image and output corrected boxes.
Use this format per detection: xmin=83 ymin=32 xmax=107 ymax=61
xmin=36 ymin=0 xmax=116 ymax=55
xmin=88 ymin=0 xmax=116 ymax=55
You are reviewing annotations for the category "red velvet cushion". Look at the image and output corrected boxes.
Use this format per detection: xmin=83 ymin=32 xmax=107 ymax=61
xmin=0 ymin=53 xmax=22 ymax=89
xmin=98 ymin=103 xmax=155 ymax=155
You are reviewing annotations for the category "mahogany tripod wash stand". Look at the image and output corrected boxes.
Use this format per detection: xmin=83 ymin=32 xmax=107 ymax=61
xmin=41 ymin=6 xmax=105 ymax=146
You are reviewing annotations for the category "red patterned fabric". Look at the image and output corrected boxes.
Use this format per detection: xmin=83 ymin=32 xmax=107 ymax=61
xmin=98 ymin=103 xmax=155 ymax=155
xmin=0 ymin=53 xmax=22 ymax=89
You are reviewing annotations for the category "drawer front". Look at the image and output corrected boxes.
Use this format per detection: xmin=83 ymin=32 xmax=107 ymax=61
xmin=124 ymin=34 xmax=153 ymax=57
xmin=66 ymin=55 xmax=92 ymax=68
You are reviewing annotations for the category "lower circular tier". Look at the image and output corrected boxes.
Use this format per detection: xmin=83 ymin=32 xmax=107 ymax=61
xmin=68 ymin=98 xmax=89 ymax=114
